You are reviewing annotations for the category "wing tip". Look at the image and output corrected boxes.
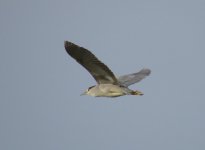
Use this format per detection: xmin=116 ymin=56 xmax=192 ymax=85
xmin=140 ymin=68 xmax=151 ymax=76
xmin=64 ymin=41 xmax=74 ymax=48
xmin=64 ymin=41 xmax=81 ymax=55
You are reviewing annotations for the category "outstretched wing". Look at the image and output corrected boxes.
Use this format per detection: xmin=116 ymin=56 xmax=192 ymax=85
xmin=118 ymin=68 xmax=151 ymax=87
xmin=64 ymin=41 xmax=118 ymax=84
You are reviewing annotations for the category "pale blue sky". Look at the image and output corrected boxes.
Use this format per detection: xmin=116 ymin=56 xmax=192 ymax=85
xmin=0 ymin=0 xmax=205 ymax=150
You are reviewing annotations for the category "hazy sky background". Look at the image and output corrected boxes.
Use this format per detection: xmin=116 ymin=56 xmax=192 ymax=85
xmin=1 ymin=0 xmax=205 ymax=150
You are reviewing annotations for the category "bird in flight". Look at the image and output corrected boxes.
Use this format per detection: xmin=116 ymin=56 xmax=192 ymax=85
xmin=64 ymin=41 xmax=151 ymax=97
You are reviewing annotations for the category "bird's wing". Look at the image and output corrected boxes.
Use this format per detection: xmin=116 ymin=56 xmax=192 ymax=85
xmin=64 ymin=41 xmax=118 ymax=84
xmin=118 ymin=68 xmax=151 ymax=87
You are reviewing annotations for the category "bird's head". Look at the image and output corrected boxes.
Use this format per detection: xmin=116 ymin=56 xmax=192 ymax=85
xmin=80 ymin=85 xmax=95 ymax=96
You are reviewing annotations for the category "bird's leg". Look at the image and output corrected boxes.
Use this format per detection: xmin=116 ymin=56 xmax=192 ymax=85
xmin=130 ymin=90 xmax=144 ymax=96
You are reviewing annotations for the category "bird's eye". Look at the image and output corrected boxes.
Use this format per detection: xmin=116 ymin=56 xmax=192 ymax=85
xmin=88 ymin=85 xmax=94 ymax=91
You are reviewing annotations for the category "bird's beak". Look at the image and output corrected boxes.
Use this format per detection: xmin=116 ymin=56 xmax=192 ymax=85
xmin=80 ymin=91 xmax=87 ymax=96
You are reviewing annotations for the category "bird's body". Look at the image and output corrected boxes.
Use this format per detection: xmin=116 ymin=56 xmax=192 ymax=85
xmin=64 ymin=41 xmax=151 ymax=97
xmin=86 ymin=84 xmax=131 ymax=97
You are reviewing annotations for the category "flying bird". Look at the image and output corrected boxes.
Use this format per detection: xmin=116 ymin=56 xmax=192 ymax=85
xmin=64 ymin=41 xmax=151 ymax=97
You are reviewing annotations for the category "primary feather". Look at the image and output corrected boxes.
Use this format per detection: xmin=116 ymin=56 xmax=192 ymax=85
xmin=118 ymin=68 xmax=151 ymax=87
xmin=64 ymin=41 xmax=118 ymax=84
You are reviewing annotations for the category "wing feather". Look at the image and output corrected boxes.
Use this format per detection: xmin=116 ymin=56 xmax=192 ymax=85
xmin=118 ymin=68 xmax=151 ymax=87
xmin=64 ymin=41 xmax=118 ymax=84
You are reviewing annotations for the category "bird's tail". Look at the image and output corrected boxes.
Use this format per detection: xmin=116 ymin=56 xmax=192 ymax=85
xmin=130 ymin=90 xmax=144 ymax=96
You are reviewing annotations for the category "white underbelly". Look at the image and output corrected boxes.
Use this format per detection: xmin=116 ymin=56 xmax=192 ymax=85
xmin=97 ymin=84 xmax=126 ymax=97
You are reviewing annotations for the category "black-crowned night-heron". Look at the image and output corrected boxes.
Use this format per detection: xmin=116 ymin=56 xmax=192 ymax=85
xmin=64 ymin=41 xmax=151 ymax=97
